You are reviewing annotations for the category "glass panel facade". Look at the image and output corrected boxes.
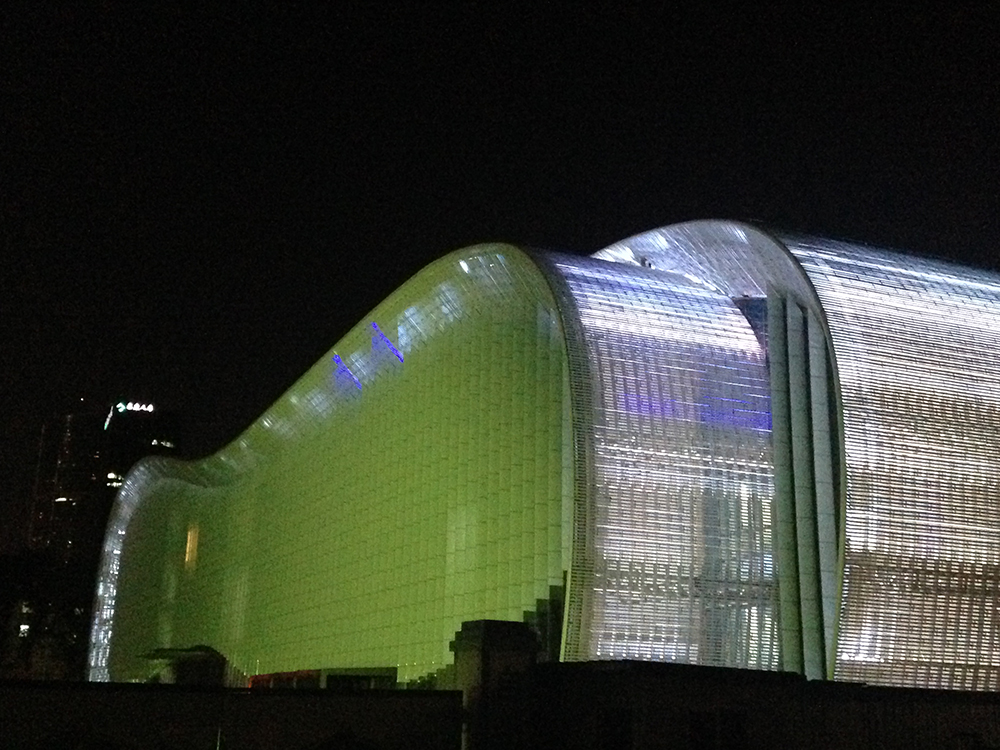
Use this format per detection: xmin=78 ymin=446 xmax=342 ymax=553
xmin=592 ymin=223 xmax=842 ymax=676
xmin=539 ymin=254 xmax=779 ymax=669
xmin=90 ymin=245 xmax=572 ymax=683
xmin=91 ymin=221 xmax=1000 ymax=691
xmin=594 ymin=221 xmax=1000 ymax=689
xmin=785 ymin=236 xmax=1000 ymax=690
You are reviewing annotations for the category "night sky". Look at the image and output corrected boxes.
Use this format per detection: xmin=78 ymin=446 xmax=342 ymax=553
xmin=3 ymin=6 xmax=998 ymax=550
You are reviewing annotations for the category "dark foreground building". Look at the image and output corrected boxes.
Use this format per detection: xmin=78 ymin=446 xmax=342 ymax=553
xmin=8 ymin=630 xmax=1000 ymax=749
xmin=0 ymin=680 xmax=462 ymax=750
xmin=89 ymin=221 xmax=1000 ymax=694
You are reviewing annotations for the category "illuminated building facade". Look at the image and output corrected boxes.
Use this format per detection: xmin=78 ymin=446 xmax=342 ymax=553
xmin=89 ymin=221 xmax=1000 ymax=691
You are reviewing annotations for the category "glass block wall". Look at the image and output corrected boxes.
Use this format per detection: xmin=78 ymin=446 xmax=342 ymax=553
xmin=91 ymin=222 xmax=1000 ymax=691
xmin=537 ymin=254 xmax=780 ymax=669
xmin=89 ymin=245 xmax=573 ymax=683
xmin=594 ymin=221 xmax=1000 ymax=690
xmin=592 ymin=223 xmax=842 ymax=678
xmin=784 ymin=236 xmax=1000 ymax=690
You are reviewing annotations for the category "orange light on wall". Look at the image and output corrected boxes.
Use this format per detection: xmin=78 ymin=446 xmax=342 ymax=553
xmin=184 ymin=524 xmax=199 ymax=572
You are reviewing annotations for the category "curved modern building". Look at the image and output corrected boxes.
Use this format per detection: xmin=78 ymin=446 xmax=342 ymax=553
xmin=89 ymin=221 xmax=1000 ymax=691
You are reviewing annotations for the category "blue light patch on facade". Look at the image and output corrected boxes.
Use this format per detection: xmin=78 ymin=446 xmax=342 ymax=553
xmin=331 ymin=354 xmax=363 ymax=394
xmin=618 ymin=392 xmax=771 ymax=431
xmin=371 ymin=322 xmax=404 ymax=364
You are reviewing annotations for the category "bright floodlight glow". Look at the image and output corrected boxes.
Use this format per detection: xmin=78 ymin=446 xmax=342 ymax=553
xmin=785 ymin=236 xmax=1000 ymax=691
xmin=545 ymin=252 xmax=778 ymax=670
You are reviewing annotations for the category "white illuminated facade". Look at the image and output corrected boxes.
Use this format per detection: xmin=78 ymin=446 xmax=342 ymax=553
xmin=584 ymin=221 xmax=1000 ymax=690
xmin=787 ymin=239 xmax=1000 ymax=690
xmin=540 ymin=252 xmax=779 ymax=669
xmin=91 ymin=222 xmax=1000 ymax=691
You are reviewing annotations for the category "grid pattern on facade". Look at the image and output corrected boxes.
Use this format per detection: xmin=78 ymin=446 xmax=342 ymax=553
xmin=544 ymin=254 xmax=780 ymax=669
xmin=786 ymin=237 xmax=1000 ymax=690
xmin=91 ymin=221 xmax=1000 ymax=692
xmin=593 ymin=223 xmax=842 ymax=676
xmin=90 ymin=245 xmax=572 ymax=683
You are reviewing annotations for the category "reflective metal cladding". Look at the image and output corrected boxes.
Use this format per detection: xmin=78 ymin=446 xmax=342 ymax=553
xmin=90 ymin=222 xmax=1000 ymax=692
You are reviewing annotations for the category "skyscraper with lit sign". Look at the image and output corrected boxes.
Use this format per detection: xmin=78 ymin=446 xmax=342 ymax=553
xmin=30 ymin=400 xmax=176 ymax=560
xmin=17 ymin=399 xmax=178 ymax=678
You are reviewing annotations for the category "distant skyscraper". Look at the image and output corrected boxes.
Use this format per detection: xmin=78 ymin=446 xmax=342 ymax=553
xmin=29 ymin=400 xmax=177 ymax=564
xmin=14 ymin=399 xmax=179 ymax=679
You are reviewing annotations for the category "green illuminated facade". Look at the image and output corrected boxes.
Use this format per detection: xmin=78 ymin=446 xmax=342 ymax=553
xmin=91 ymin=222 xmax=1000 ymax=691
xmin=92 ymin=246 xmax=572 ymax=683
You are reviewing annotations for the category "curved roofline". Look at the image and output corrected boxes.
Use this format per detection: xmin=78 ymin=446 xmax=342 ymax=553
xmin=593 ymin=219 xmax=849 ymax=677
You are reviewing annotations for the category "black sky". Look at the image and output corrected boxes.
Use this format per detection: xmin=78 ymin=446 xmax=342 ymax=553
xmin=2 ymin=6 xmax=998 ymax=550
